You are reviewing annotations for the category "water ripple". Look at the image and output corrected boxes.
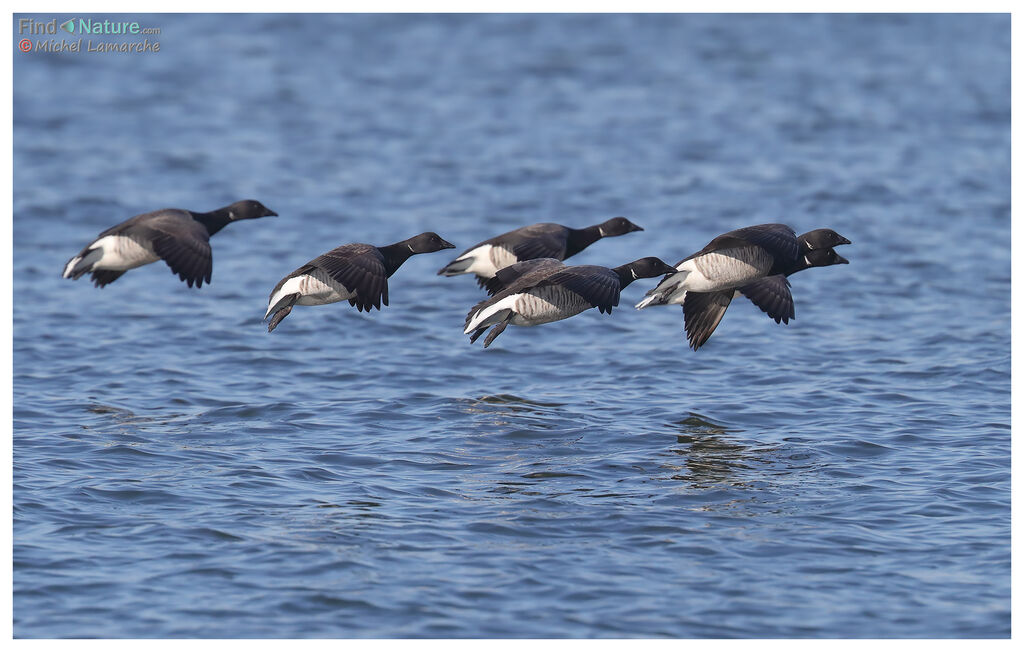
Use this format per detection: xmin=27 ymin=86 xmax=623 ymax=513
xmin=13 ymin=13 xmax=1009 ymax=639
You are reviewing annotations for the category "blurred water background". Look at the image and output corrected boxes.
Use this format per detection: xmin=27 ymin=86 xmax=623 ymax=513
xmin=12 ymin=13 xmax=1010 ymax=637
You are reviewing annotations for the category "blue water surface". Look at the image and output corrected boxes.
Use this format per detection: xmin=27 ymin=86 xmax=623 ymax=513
xmin=12 ymin=13 xmax=1010 ymax=638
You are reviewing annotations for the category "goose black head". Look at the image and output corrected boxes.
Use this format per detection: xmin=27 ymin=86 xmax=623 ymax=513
xmin=226 ymin=199 xmax=278 ymax=221
xmin=405 ymin=232 xmax=456 ymax=254
xmin=799 ymin=228 xmax=851 ymax=251
xmin=614 ymin=256 xmax=678 ymax=287
xmin=625 ymin=256 xmax=678 ymax=278
xmin=803 ymin=247 xmax=849 ymax=268
xmin=598 ymin=216 xmax=644 ymax=237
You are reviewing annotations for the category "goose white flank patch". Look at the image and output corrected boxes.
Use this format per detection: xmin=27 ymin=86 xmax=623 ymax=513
xmin=464 ymin=256 xmax=677 ymax=348
xmin=264 ymin=232 xmax=454 ymax=332
xmin=636 ymin=225 xmax=851 ymax=350
xmin=62 ymin=199 xmax=277 ymax=288
xmin=437 ymin=217 xmax=643 ymax=287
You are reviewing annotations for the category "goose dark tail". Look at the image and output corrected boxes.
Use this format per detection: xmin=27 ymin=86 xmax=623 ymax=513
xmin=437 ymin=257 xmax=472 ymax=276
xmin=482 ymin=318 xmax=511 ymax=348
xmin=62 ymin=249 xmax=102 ymax=280
xmin=266 ymin=294 xmax=299 ymax=333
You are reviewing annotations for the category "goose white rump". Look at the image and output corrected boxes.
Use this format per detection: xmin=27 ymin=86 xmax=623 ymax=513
xmin=62 ymin=235 xmax=159 ymax=278
xmin=464 ymin=286 xmax=592 ymax=334
xmin=264 ymin=270 xmax=354 ymax=319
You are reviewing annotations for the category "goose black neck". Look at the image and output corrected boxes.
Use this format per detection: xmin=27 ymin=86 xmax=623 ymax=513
xmin=565 ymin=225 xmax=604 ymax=258
xmin=377 ymin=241 xmax=417 ymax=277
xmin=193 ymin=209 xmax=234 ymax=236
xmin=785 ymin=257 xmax=812 ymax=276
xmin=785 ymin=241 xmax=820 ymax=276
xmin=611 ymin=265 xmax=638 ymax=289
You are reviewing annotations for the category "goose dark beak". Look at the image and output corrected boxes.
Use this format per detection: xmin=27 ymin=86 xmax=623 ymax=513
xmin=440 ymin=239 xmax=456 ymax=249
xmin=835 ymin=253 xmax=849 ymax=264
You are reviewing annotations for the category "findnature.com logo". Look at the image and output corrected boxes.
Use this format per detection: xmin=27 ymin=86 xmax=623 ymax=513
xmin=17 ymin=17 xmax=162 ymax=54
xmin=58 ymin=18 xmax=160 ymax=35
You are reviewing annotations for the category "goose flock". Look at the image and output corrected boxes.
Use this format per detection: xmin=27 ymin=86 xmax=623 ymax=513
xmin=62 ymin=201 xmax=850 ymax=350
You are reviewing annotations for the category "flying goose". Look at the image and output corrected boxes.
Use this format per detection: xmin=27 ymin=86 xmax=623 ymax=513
xmin=264 ymin=232 xmax=455 ymax=332
xmin=636 ymin=225 xmax=850 ymax=349
xmin=62 ymin=199 xmax=277 ymax=288
xmin=464 ymin=256 xmax=677 ymax=347
xmin=437 ymin=217 xmax=643 ymax=287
